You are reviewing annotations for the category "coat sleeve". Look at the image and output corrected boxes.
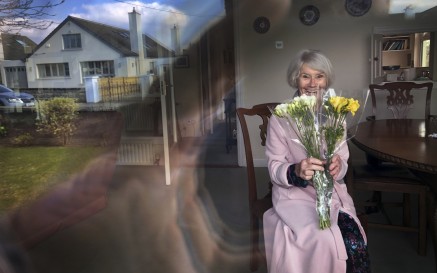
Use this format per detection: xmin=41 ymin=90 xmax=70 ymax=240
xmin=265 ymin=116 xmax=294 ymax=188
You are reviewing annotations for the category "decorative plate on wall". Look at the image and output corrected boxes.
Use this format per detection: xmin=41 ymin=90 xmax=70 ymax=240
xmin=299 ymin=5 xmax=320 ymax=26
xmin=345 ymin=0 xmax=372 ymax=17
xmin=253 ymin=16 xmax=270 ymax=34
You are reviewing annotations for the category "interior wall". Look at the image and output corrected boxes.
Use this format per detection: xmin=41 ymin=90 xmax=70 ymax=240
xmin=173 ymin=45 xmax=203 ymax=137
xmin=234 ymin=0 xmax=437 ymax=166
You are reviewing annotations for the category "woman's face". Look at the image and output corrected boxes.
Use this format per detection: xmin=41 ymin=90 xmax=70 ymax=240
xmin=297 ymin=64 xmax=327 ymax=97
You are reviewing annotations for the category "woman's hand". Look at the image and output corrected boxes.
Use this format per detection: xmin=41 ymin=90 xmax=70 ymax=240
xmin=295 ymin=154 xmax=342 ymax=181
xmin=328 ymin=154 xmax=342 ymax=180
xmin=295 ymin=157 xmax=324 ymax=181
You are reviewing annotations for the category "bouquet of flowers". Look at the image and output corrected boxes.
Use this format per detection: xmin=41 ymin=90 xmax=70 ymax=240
xmin=272 ymin=91 xmax=360 ymax=229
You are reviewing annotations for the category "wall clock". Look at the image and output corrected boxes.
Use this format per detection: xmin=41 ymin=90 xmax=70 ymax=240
xmin=253 ymin=16 xmax=270 ymax=34
xmin=345 ymin=0 xmax=372 ymax=17
xmin=299 ymin=5 xmax=320 ymax=26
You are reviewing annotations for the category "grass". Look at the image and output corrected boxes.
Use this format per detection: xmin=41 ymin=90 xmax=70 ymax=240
xmin=0 ymin=146 xmax=106 ymax=212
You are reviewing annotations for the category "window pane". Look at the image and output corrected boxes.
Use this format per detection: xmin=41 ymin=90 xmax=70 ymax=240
xmin=58 ymin=63 xmax=65 ymax=76
xmin=421 ymin=39 xmax=430 ymax=67
xmin=37 ymin=63 xmax=69 ymax=78
xmin=63 ymin=34 xmax=82 ymax=49
xmin=45 ymin=64 xmax=51 ymax=77
xmin=53 ymin=64 xmax=60 ymax=76
xmin=81 ymin=60 xmax=115 ymax=77
xmin=64 ymin=63 xmax=70 ymax=76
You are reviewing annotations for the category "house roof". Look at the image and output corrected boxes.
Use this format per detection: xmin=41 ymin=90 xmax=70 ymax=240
xmin=0 ymin=33 xmax=37 ymax=61
xmin=33 ymin=16 xmax=173 ymax=58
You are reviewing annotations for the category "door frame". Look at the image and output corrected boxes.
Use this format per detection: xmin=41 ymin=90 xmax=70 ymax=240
xmin=372 ymin=25 xmax=437 ymax=83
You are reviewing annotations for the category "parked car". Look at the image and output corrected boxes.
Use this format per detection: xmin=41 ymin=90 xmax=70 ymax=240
xmin=0 ymin=84 xmax=35 ymax=112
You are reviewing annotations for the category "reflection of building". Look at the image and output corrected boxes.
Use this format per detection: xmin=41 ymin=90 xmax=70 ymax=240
xmin=0 ymin=33 xmax=37 ymax=89
xmin=172 ymin=0 xmax=236 ymax=138
xmin=26 ymin=9 xmax=172 ymax=89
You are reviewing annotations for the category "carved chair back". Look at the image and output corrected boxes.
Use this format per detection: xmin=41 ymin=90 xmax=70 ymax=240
xmin=236 ymin=102 xmax=279 ymax=271
xmin=368 ymin=81 xmax=433 ymax=120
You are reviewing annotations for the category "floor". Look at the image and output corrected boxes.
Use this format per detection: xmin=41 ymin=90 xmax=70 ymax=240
xmin=0 ymin=121 xmax=435 ymax=273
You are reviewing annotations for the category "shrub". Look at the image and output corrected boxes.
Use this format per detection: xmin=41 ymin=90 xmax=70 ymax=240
xmin=0 ymin=125 xmax=7 ymax=137
xmin=12 ymin=133 xmax=34 ymax=146
xmin=0 ymin=113 xmax=9 ymax=137
xmin=37 ymin=98 xmax=78 ymax=145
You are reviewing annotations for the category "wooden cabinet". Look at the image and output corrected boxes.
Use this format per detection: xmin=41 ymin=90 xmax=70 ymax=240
xmin=382 ymin=34 xmax=414 ymax=68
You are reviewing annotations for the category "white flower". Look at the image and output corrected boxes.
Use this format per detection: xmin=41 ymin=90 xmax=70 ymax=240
xmin=274 ymin=103 xmax=289 ymax=117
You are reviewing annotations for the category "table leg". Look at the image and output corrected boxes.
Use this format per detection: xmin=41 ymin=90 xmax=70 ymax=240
xmin=429 ymin=194 xmax=437 ymax=273
xmin=410 ymin=170 xmax=437 ymax=272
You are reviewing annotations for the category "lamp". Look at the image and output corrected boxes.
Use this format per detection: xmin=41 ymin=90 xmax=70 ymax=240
xmin=404 ymin=5 xmax=415 ymax=19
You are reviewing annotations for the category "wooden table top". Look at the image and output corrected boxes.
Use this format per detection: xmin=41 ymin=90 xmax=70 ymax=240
xmin=350 ymin=119 xmax=437 ymax=174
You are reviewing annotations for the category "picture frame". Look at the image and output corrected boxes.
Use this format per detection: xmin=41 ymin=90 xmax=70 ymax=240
xmin=174 ymin=55 xmax=189 ymax=68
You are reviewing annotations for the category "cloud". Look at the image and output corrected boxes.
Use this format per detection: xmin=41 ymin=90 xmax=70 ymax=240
xmin=20 ymin=1 xmax=225 ymax=50
xmin=19 ymin=23 xmax=59 ymax=45
xmin=70 ymin=1 xmax=189 ymax=49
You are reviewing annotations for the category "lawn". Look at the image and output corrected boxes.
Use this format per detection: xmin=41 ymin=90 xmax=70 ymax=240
xmin=0 ymin=146 xmax=106 ymax=211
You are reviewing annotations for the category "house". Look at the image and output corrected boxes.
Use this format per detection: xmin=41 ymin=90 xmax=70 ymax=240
xmin=0 ymin=33 xmax=37 ymax=89
xmin=25 ymin=9 xmax=173 ymax=90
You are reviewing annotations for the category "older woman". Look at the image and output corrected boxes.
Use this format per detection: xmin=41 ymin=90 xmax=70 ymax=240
xmin=263 ymin=50 xmax=370 ymax=273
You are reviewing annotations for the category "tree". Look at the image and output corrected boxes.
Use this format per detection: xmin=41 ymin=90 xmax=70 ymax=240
xmin=0 ymin=0 xmax=65 ymax=33
xmin=37 ymin=97 xmax=78 ymax=146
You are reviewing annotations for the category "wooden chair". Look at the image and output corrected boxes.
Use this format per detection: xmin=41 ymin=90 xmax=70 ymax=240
xmin=366 ymin=81 xmax=433 ymax=171
xmin=236 ymin=102 xmax=279 ymax=271
xmin=367 ymin=81 xmax=433 ymax=120
xmin=350 ymin=81 xmax=433 ymax=256
xmin=366 ymin=81 xmax=434 ymax=166
xmin=347 ymin=146 xmax=429 ymax=255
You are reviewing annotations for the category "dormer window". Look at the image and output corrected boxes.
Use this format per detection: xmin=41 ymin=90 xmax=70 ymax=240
xmin=63 ymin=33 xmax=82 ymax=49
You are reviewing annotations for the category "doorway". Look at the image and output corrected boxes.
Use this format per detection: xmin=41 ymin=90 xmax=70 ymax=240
xmin=371 ymin=26 xmax=437 ymax=83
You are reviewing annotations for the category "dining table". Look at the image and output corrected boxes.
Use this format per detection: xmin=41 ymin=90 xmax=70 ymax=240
xmin=349 ymin=118 xmax=437 ymax=266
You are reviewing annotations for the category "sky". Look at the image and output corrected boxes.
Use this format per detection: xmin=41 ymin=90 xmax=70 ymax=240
xmin=21 ymin=0 xmax=226 ymax=50
xmin=389 ymin=0 xmax=437 ymax=14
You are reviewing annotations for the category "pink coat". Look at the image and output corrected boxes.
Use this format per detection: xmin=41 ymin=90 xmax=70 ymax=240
xmin=263 ymin=115 xmax=367 ymax=273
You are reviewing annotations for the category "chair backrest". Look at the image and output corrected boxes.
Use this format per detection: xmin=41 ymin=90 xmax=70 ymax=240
xmin=368 ymin=81 xmax=433 ymax=120
xmin=236 ymin=103 xmax=279 ymax=206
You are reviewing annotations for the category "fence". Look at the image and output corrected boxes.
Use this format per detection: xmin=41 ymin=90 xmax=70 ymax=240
xmin=98 ymin=77 xmax=141 ymax=102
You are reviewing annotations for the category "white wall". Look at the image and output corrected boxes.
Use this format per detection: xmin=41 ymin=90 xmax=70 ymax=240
xmin=234 ymin=0 xmax=437 ymax=166
xmin=173 ymin=47 xmax=202 ymax=137
xmin=27 ymin=20 xmax=124 ymax=89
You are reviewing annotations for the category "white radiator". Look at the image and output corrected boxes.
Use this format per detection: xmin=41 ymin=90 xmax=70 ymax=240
xmin=116 ymin=137 xmax=164 ymax=165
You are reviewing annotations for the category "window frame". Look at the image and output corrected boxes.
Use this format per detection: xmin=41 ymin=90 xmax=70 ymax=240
xmin=63 ymin=33 xmax=82 ymax=50
xmin=37 ymin=63 xmax=70 ymax=78
xmin=80 ymin=60 xmax=115 ymax=77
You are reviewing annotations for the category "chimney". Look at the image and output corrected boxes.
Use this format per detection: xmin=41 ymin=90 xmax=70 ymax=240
xmin=129 ymin=8 xmax=145 ymax=73
xmin=171 ymin=25 xmax=181 ymax=56
xmin=24 ymin=46 xmax=32 ymax=54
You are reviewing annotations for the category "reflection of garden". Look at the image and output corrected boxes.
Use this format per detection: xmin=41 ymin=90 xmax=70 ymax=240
xmin=0 ymin=111 xmax=120 ymax=147
xmin=0 ymin=110 xmax=122 ymax=211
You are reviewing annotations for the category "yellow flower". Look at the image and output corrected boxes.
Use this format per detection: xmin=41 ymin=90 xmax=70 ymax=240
xmin=328 ymin=96 xmax=343 ymax=113
xmin=346 ymin=98 xmax=360 ymax=116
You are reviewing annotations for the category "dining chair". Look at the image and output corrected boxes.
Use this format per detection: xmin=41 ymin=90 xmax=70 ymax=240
xmin=364 ymin=82 xmax=434 ymax=167
xmin=347 ymin=145 xmax=429 ymax=256
xmin=236 ymin=102 xmax=278 ymax=271
xmin=364 ymin=81 xmax=433 ymax=208
xmin=367 ymin=81 xmax=433 ymax=120
xmin=350 ymin=78 xmax=433 ymax=256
